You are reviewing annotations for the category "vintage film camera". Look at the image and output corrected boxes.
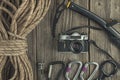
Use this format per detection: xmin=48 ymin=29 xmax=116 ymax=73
xmin=58 ymin=32 xmax=88 ymax=54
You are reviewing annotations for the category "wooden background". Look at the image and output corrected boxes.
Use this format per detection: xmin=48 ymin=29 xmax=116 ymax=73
xmin=27 ymin=0 xmax=120 ymax=80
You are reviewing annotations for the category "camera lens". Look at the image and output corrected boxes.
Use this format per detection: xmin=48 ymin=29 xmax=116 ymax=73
xmin=70 ymin=41 xmax=83 ymax=53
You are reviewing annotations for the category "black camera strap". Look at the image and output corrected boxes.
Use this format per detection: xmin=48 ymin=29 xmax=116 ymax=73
xmin=90 ymin=40 xmax=114 ymax=61
xmin=89 ymin=40 xmax=120 ymax=69
xmin=52 ymin=0 xmax=66 ymax=38
xmin=62 ymin=26 xmax=102 ymax=34
xmin=89 ymin=40 xmax=120 ymax=80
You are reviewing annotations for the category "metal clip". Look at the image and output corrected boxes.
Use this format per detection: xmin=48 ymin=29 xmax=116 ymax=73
xmin=80 ymin=62 xmax=99 ymax=80
xmin=47 ymin=61 xmax=66 ymax=80
xmin=65 ymin=61 xmax=83 ymax=80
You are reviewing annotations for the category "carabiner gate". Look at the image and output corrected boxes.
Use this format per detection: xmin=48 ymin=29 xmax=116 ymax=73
xmin=80 ymin=62 xmax=99 ymax=80
xmin=65 ymin=61 xmax=83 ymax=80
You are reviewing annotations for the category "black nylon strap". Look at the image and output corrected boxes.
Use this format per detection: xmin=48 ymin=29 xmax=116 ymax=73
xmin=52 ymin=0 xmax=66 ymax=38
xmin=62 ymin=26 xmax=102 ymax=34
xmin=90 ymin=41 xmax=119 ymax=80
xmin=89 ymin=40 xmax=120 ymax=68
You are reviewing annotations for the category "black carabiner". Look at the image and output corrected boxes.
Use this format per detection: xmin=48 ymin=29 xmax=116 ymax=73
xmin=47 ymin=61 xmax=66 ymax=80
xmin=52 ymin=0 xmax=66 ymax=38
xmin=97 ymin=60 xmax=118 ymax=80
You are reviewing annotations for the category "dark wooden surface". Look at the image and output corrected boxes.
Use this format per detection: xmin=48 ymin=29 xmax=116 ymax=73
xmin=27 ymin=0 xmax=120 ymax=80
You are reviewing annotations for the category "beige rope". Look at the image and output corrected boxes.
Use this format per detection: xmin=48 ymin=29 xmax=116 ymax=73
xmin=0 ymin=0 xmax=51 ymax=80
xmin=0 ymin=40 xmax=27 ymax=56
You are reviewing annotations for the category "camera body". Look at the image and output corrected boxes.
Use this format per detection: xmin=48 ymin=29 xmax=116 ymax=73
xmin=58 ymin=32 xmax=88 ymax=53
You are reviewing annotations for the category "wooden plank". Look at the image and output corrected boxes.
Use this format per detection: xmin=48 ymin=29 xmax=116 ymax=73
xmin=36 ymin=10 xmax=52 ymax=80
xmin=90 ymin=0 xmax=120 ymax=80
xmin=27 ymin=29 xmax=37 ymax=80
xmin=27 ymin=0 xmax=120 ymax=80
xmin=36 ymin=0 xmax=89 ymax=80
xmin=36 ymin=1 xmax=54 ymax=79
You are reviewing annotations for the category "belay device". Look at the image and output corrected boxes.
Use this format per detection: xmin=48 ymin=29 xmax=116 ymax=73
xmin=52 ymin=0 xmax=120 ymax=49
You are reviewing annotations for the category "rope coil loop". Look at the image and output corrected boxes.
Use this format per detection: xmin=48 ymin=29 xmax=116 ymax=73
xmin=0 ymin=0 xmax=51 ymax=79
xmin=0 ymin=40 xmax=27 ymax=56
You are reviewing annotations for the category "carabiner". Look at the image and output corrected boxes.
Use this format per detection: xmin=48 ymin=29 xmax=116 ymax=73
xmin=80 ymin=62 xmax=99 ymax=80
xmin=65 ymin=61 xmax=83 ymax=80
xmin=47 ymin=61 xmax=66 ymax=80
xmin=97 ymin=60 xmax=118 ymax=80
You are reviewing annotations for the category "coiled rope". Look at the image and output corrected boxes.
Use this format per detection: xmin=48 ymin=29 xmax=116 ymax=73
xmin=0 ymin=0 xmax=51 ymax=80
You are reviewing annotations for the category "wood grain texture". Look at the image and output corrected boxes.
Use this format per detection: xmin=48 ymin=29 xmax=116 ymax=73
xmin=27 ymin=0 xmax=120 ymax=80
xmin=90 ymin=0 xmax=120 ymax=80
xmin=27 ymin=29 xmax=37 ymax=80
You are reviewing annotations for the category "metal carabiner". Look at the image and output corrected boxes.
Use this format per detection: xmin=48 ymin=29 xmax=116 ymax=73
xmin=80 ymin=62 xmax=99 ymax=80
xmin=47 ymin=61 xmax=66 ymax=80
xmin=65 ymin=61 xmax=83 ymax=80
